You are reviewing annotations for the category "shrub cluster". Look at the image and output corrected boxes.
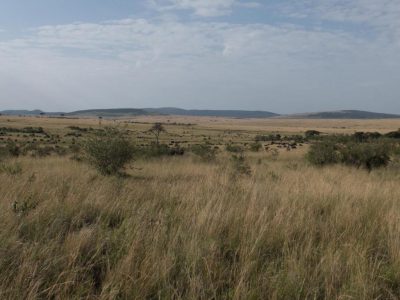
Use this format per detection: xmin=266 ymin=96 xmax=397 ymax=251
xmin=0 ymin=141 xmax=21 ymax=159
xmin=249 ymin=142 xmax=262 ymax=152
xmin=0 ymin=126 xmax=45 ymax=134
xmin=307 ymin=140 xmax=391 ymax=171
xmin=255 ymin=133 xmax=306 ymax=143
xmin=225 ymin=144 xmax=243 ymax=153
xmin=138 ymin=143 xmax=185 ymax=159
xmin=305 ymin=130 xmax=321 ymax=139
xmin=255 ymin=134 xmax=282 ymax=142
xmin=191 ymin=143 xmax=217 ymax=162
xmin=385 ymin=129 xmax=400 ymax=139
xmin=345 ymin=130 xmax=400 ymax=142
xmin=307 ymin=141 xmax=339 ymax=166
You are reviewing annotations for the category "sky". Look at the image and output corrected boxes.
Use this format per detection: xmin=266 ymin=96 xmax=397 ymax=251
xmin=0 ymin=0 xmax=399 ymax=114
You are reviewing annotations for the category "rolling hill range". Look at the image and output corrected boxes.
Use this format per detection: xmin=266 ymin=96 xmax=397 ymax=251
xmin=1 ymin=108 xmax=400 ymax=119
xmin=66 ymin=108 xmax=147 ymax=117
xmin=143 ymin=107 xmax=279 ymax=118
xmin=0 ymin=108 xmax=279 ymax=118
xmin=283 ymin=110 xmax=400 ymax=119
xmin=0 ymin=109 xmax=46 ymax=116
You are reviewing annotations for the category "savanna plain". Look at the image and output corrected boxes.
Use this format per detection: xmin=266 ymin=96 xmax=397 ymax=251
xmin=1 ymin=115 xmax=400 ymax=299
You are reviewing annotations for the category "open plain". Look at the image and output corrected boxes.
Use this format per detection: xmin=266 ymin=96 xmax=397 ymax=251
xmin=1 ymin=115 xmax=400 ymax=299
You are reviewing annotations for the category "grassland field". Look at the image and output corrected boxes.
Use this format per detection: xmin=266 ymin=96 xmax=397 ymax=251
xmin=1 ymin=115 xmax=400 ymax=299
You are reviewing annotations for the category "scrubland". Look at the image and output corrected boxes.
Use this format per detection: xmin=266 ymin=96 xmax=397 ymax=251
xmin=1 ymin=116 xmax=400 ymax=299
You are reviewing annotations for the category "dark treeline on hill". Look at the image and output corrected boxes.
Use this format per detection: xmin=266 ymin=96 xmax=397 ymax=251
xmin=1 ymin=108 xmax=400 ymax=119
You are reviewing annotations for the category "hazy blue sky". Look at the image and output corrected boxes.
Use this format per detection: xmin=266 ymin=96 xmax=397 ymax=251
xmin=0 ymin=0 xmax=399 ymax=113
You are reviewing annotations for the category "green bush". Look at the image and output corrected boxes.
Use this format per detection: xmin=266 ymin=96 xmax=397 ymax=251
xmin=340 ymin=143 xmax=390 ymax=171
xmin=352 ymin=131 xmax=382 ymax=142
xmin=255 ymin=134 xmax=281 ymax=142
xmin=249 ymin=142 xmax=262 ymax=152
xmin=306 ymin=141 xmax=340 ymax=166
xmin=84 ymin=128 xmax=135 ymax=175
xmin=305 ymin=130 xmax=321 ymax=139
xmin=191 ymin=143 xmax=217 ymax=162
xmin=385 ymin=129 xmax=400 ymax=139
xmin=225 ymin=144 xmax=243 ymax=153
xmin=0 ymin=147 xmax=7 ymax=160
xmin=307 ymin=140 xmax=391 ymax=171
xmin=138 ymin=143 xmax=184 ymax=159
xmin=0 ymin=141 xmax=20 ymax=159
xmin=6 ymin=141 xmax=20 ymax=157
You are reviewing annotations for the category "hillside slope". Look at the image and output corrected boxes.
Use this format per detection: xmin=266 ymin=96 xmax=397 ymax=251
xmin=285 ymin=110 xmax=400 ymax=119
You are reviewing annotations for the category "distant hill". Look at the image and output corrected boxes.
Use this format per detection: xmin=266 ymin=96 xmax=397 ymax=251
xmin=143 ymin=107 xmax=279 ymax=118
xmin=0 ymin=109 xmax=45 ymax=116
xmin=67 ymin=108 xmax=148 ymax=117
xmin=0 ymin=109 xmax=65 ymax=116
xmin=284 ymin=110 xmax=400 ymax=119
xmin=64 ymin=107 xmax=279 ymax=118
xmin=2 ymin=108 xmax=400 ymax=119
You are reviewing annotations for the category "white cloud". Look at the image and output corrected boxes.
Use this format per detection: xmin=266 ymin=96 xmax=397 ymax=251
xmin=283 ymin=0 xmax=400 ymax=39
xmin=2 ymin=19 xmax=373 ymax=66
xmin=0 ymin=1 xmax=400 ymax=113
xmin=149 ymin=0 xmax=260 ymax=17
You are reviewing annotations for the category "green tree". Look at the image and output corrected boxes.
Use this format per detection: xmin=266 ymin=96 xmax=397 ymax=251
xmin=149 ymin=123 xmax=166 ymax=146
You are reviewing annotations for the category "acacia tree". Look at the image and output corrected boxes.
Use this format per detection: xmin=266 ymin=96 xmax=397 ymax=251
xmin=149 ymin=123 xmax=166 ymax=146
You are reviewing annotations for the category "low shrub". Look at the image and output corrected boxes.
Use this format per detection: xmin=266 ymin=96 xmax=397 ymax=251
xmin=226 ymin=144 xmax=243 ymax=153
xmin=231 ymin=154 xmax=251 ymax=176
xmin=6 ymin=141 xmax=20 ymax=157
xmin=0 ymin=141 xmax=20 ymax=158
xmin=22 ymin=127 xmax=45 ymax=134
xmin=169 ymin=146 xmax=185 ymax=156
xmin=191 ymin=143 xmax=217 ymax=162
xmin=138 ymin=143 xmax=184 ymax=158
xmin=0 ymin=147 xmax=7 ymax=160
xmin=84 ymin=128 xmax=135 ymax=175
xmin=69 ymin=144 xmax=81 ymax=154
xmin=352 ymin=131 xmax=382 ymax=142
xmin=285 ymin=135 xmax=307 ymax=143
xmin=305 ymin=130 xmax=321 ymax=139
xmin=12 ymin=195 xmax=37 ymax=216
xmin=0 ymin=126 xmax=45 ymax=134
xmin=21 ymin=143 xmax=38 ymax=156
xmin=67 ymin=126 xmax=89 ymax=132
xmin=249 ymin=142 xmax=262 ymax=152
xmin=255 ymin=134 xmax=281 ymax=142
xmin=385 ymin=129 xmax=400 ymax=139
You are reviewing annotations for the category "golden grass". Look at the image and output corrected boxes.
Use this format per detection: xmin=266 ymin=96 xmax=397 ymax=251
xmin=3 ymin=115 xmax=400 ymax=135
xmin=1 ymin=152 xmax=400 ymax=299
xmin=1 ymin=116 xmax=400 ymax=299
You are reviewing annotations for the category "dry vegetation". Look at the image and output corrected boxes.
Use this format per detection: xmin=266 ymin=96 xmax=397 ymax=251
xmin=1 ymin=115 xmax=400 ymax=299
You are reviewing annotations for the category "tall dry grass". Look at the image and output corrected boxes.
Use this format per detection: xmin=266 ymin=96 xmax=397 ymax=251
xmin=1 ymin=154 xmax=400 ymax=299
